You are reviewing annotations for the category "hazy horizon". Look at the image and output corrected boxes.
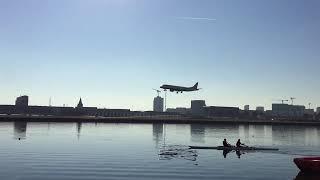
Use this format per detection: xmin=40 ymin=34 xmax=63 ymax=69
xmin=1 ymin=0 xmax=320 ymax=111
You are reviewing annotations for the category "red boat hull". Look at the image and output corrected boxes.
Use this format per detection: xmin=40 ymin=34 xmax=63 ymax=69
xmin=294 ymin=157 xmax=320 ymax=173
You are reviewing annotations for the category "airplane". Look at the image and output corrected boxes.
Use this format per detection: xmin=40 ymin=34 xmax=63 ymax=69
xmin=160 ymin=82 xmax=200 ymax=93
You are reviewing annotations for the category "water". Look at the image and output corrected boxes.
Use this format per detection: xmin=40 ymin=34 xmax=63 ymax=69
xmin=0 ymin=122 xmax=319 ymax=180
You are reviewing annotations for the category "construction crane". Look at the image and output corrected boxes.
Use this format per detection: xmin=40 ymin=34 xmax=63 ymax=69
xmin=290 ymin=97 xmax=296 ymax=105
xmin=152 ymin=89 xmax=161 ymax=97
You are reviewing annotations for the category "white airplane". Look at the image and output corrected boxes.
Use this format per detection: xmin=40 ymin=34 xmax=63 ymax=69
xmin=160 ymin=82 xmax=200 ymax=93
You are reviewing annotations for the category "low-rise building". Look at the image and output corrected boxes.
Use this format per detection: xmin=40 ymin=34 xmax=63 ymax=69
xmin=0 ymin=105 xmax=15 ymax=115
xmin=272 ymin=104 xmax=305 ymax=118
xmin=166 ymin=107 xmax=190 ymax=115
xmin=204 ymin=106 xmax=240 ymax=117
xmin=0 ymin=96 xmax=133 ymax=117
xmin=256 ymin=106 xmax=265 ymax=112
xmin=304 ymin=109 xmax=315 ymax=116
xmin=97 ymin=108 xmax=131 ymax=117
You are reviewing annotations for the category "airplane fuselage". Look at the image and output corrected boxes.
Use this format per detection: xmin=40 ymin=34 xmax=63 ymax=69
xmin=160 ymin=83 xmax=199 ymax=93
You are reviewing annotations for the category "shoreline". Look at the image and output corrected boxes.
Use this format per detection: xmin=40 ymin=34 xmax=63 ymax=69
xmin=1 ymin=115 xmax=320 ymax=126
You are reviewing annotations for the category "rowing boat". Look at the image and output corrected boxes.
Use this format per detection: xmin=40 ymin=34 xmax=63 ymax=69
xmin=189 ymin=146 xmax=279 ymax=151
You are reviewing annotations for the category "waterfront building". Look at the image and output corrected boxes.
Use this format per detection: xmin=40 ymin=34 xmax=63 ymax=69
xmin=0 ymin=96 xmax=134 ymax=117
xmin=0 ymin=105 xmax=15 ymax=115
xmin=272 ymin=104 xmax=305 ymax=117
xmin=96 ymin=108 xmax=131 ymax=117
xmin=166 ymin=107 xmax=190 ymax=115
xmin=265 ymin=110 xmax=272 ymax=116
xmin=166 ymin=108 xmax=175 ymax=112
xmin=304 ymin=109 xmax=315 ymax=116
xmin=191 ymin=100 xmax=206 ymax=116
xmin=317 ymin=107 xmax=320 ymax=115
xmin=15 ymin=96 xmax=29 ymax=107
xmin=204 ymin=106 xmax=240 ymax=117
xmin=153 ymin=96 xmax=164 ymax=112
xmin=244 ymin=105 xmax=250 ymax=111
xmin=256 ymin=106 xmax=265 ymax=112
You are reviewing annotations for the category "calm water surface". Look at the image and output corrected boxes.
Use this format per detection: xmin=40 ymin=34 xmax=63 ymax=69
xmin=0 ymin=122 xmax=320 ymax=180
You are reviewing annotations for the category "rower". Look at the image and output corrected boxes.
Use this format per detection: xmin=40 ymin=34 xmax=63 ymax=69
xmin=223 ymin=139 xmax=232 ymax=147
xmin=236 ymin=139 xmax=246 ymax=148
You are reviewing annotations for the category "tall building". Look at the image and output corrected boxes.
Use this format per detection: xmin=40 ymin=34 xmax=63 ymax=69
xmin=153 ymin=96 xmax=164 ymax=112
xmin=191 ymin=100 xmax=206 ymax=116
xmin=15 ymin=96 xmax=29 ymax=107
xmin=244 ymin=105 xmax=250 ymax=111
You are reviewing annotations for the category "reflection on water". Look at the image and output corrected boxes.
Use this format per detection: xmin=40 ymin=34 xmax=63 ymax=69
xmin=205 ymin=124 xmax=239 ymax=137
xmin=1 ymin=122 xmax=320 ymax=180
xmin=305 ymin=127 xmax=319 ymax=146
xmin=222 ymin=150 xmax=245 ymax=159
xmin=239 ymin=125 xmax=273 ymax=145
xmin=223 ymin=149 xmax=232 ymax=158
xmin=238 ymin=125 xmax=320 ymax=147
xmin=178 ymin=124 xmax=320 ymax=148
xmin=190 ymin=124 xmax=205 ymax=143
xmin=273 ymin=126 xmax=307 ymax=146
xmin=264 ymin=125 xmax=273 ymax=145
xmin=236 ymin=150 xmax=243 ymax=159
xmin=76 ymin=122 xmax=82 ymax=140
xmin=13 ymin=121 xmax=27 ymax=140
xmin=239 ymin=125 xmax=250 ymax=140
xmin=158 ymin=145 xmax=198 ymax=162
xmin=152 ymin=123 xmax=163 ymax=148
xmin=10 ymin=122 xmax=317 ymax=148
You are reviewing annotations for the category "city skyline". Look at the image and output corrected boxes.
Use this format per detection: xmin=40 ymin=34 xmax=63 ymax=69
xmin=1 ymin=0 xmax=320 ymax=111
xmin=0 ymin=94 xmax=317 ymax=112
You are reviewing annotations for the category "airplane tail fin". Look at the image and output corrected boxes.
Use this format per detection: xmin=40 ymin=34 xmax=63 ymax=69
xmin=193 ymin=82 xmax=199 ymax=89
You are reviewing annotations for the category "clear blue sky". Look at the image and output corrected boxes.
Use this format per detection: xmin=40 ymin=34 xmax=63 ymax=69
xmin=1 ymin=0 xmax=319 ymax=111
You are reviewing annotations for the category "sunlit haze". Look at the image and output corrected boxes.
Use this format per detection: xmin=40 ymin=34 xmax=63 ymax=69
xmin=1 ymin=0 xmax=320 ymax=110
